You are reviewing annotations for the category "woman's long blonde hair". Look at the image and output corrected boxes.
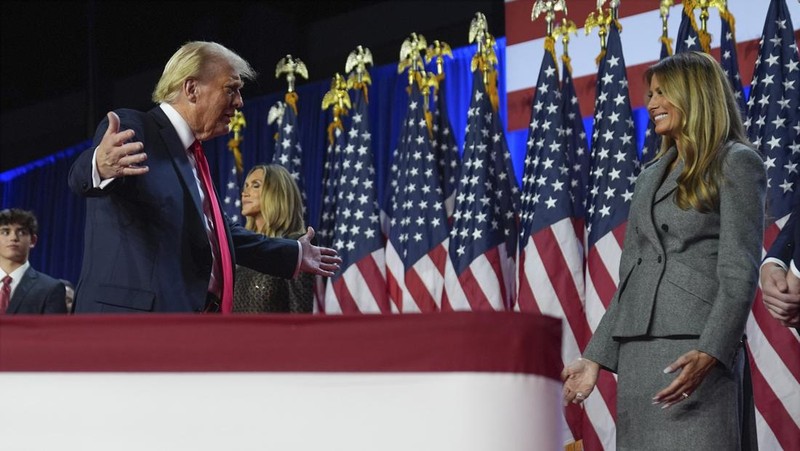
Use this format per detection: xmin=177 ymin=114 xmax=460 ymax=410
xmin=646 ymin=51 xmax=751 ymax=213
xmin=244 ymin=164 xmax=306 ymax=238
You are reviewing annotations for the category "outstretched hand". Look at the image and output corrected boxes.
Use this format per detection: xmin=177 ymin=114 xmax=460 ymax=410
xmin=652 ymin=350 xmax=717 ymax=408
xmin=561 ymin=357 xmax=600 ymax=406
xmin=298 ymin=226 xmax=342 ymax=277
xmin=96 ymin=111 xmax=149 ymax=180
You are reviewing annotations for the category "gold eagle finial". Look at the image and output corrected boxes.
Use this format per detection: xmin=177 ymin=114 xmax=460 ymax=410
xmin=346 ymin=45 xmax=374 ymax=86
xmin=532 ymin=0 xmax=567 ymax=37
xmin=398 ymin=32 xmax=428 ymax=86
xmin=275 ymin=54 xmax=309 ymax=93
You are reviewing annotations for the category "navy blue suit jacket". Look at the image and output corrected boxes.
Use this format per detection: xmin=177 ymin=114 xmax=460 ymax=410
xmin=6 ymin=267 xmax=66 ymax=314
xmin=68 ymin=107 xmax=299 ymax=313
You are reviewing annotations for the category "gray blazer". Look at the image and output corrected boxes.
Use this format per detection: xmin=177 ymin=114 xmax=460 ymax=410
xmin=584 ymin=143 xmax=766 ymax=371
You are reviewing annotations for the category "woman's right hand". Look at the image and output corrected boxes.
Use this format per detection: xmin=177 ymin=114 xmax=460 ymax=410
xmin=561 ymin=357 xmax=600 ymax=405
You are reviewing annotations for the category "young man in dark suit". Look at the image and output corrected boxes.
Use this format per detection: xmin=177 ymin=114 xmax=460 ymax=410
xmin=0 ymin=208 xmax=66 ymax=314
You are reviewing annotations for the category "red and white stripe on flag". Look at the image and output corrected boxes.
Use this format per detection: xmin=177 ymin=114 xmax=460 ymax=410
xmin=504 ymin=0 xmax=797 ymax=132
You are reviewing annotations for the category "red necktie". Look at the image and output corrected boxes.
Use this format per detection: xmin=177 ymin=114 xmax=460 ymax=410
xmin=0 ymin=275 xmax=12 ymax=314
xmin=191 ymin=140 xmax=234 ymax=313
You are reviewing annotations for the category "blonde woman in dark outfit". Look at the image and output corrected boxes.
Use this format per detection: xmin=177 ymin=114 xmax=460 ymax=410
xmin=234 ymin=164 xmax=314 ymax=313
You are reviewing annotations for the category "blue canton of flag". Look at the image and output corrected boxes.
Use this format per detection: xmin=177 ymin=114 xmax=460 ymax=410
xmin=675 ymin=5 xmax=703 ymax=54
xmin=586 ymin=22 xmax=640 ymax=250
xmin=720 ymin=11 xmax=748 ymax=115
xmin=323 ymin=85 xmax=389 ymax=314
xmin=385 ymin=82 xmax=450 ymax=313
xmin=319 ymin=122 xmax=346 ymax=250
xmin=640 ymin=38 xmax=671 ymax=165
xmin=561 ymin=55 xmax=590 ymax=230
xmin=745 ymin=0 xmax=800 ymax=221
xmin=221 ymin=157 xmax=242 ymax=224
xmin=430 ymin=79 xmax=461 ymax=219
xmin=443 ymin=70 xmax=519 ymax=311
xmin=270 ymin=97 xmax=307 ymax=211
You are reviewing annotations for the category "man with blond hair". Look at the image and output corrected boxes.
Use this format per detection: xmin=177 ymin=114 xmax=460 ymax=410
xmin=69 ymin=41 xmax=340 ymax=313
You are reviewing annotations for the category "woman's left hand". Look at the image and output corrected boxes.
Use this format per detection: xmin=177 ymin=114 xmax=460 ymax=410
xmin=652 ymin=350 xmax=717 ymax=408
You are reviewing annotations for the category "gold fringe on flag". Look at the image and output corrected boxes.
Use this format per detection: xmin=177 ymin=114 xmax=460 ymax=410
xmin=718 ymin=7 xmax=736 ymax=39
xmin=660 ymin=35 xmax=674 ymax=58
xmin=684 ymin=0 xmax=712 ymax=53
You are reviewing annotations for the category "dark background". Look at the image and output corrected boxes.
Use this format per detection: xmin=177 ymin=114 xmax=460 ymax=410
xmin=0 ymin=0 xmax=504 ymax=172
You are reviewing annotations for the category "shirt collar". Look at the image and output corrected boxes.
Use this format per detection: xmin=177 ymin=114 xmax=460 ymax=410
xmin=3 ymin=260 xmax=30 ymax=285
xmin=159 ymin=103 xmax=196 ymax=151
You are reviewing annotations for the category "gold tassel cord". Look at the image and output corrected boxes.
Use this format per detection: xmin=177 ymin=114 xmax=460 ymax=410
xmin=285 ymin=92 xmax=299 ymax=115
xmin=718 ymin=7 xmax=736 ymax=40
xmin=660 ymin=35 xmax=674 ymax=57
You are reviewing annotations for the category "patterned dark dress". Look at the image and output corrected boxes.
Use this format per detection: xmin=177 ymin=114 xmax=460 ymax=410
xmin=232 ymin=266 xmax=313 ymax=313
xmin=232 ymin=232 xmax=314 ymax=313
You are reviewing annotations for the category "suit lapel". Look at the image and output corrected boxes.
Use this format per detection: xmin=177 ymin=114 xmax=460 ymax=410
xmin=149 ymin=107 xmax=204 ymax=219
xmin=8 ymin=267 xmax=36 ymax=314
xmin=654 ymin=155 xmax=682 ymax=205
xmin=636 ymin=148 xmax=677 ymax=210
xmin=631 ymin=147 xmax=678 ymax=249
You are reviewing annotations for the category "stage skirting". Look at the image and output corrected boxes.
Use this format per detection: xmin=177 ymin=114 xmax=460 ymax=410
xmin=0 ymin=311 xmax=564 ymax=451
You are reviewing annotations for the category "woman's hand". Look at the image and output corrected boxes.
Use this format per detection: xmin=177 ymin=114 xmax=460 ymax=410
xmin=653 ymin=350 xmax=717 ymax=408
xmin=561 ymin=357 xmax=600 ymax=405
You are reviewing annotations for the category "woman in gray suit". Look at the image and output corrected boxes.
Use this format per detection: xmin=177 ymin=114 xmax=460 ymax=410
xmin=562 ymin=51 xmax=765 ymax=450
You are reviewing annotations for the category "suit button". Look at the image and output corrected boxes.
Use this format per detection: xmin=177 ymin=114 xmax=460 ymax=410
xmin=637 ymin=258 xmax=642 ymax=265
xmin=657 ymin=255 xmax=662 ymax=263
xmin=661 ymin=224 xmax=669 ymax=232
xmin=635 ymin=226 xmax=640 ymax=234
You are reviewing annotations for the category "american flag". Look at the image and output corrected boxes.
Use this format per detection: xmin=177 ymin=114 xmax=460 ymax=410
xmin=720 ymin=9 xmax=748 ymax=115
xmin=385 ymin=82 xmax=450 ymax=313
xmin=640 ymin=36 xmax=671 ymax=165
xmin=583 ymin=21 xmax=640 ymax=451
xmin=516 ymin=37 xmax=589 ymax=444
xmin=315 ymin=111 xmax=346 ymax=312
xmin=744 ymin=0 xmax=800 ymax=448
xmin=270 ymin=96 xmax=307 ymax=218
xmin=430 ymin=77 xmax=461 ymax=219
xmin=221 ymin=112 xmax=246 ymax=224
xmin=323 ymin=85 xmax=389 ymax=314
xmin=675 ymin=3 xmax=704 ymax=54
xmin=442 ymin=68 xmax=519 ymax=312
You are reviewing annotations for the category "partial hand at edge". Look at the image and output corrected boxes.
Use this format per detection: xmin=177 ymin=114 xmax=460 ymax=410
xmin=761 ymin=263 xmax=800 ymax=326
xmin=298 ymin=226 xmax=342 ymax=277
xmin=561 ymin=357 xmax=600 ymax=406
xmin=96 ymin=111 xmax=149 ymax=180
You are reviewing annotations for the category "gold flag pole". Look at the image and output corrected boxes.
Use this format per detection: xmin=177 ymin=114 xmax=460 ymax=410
xmin=660 ymin=0 xmax=675 ymax=56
